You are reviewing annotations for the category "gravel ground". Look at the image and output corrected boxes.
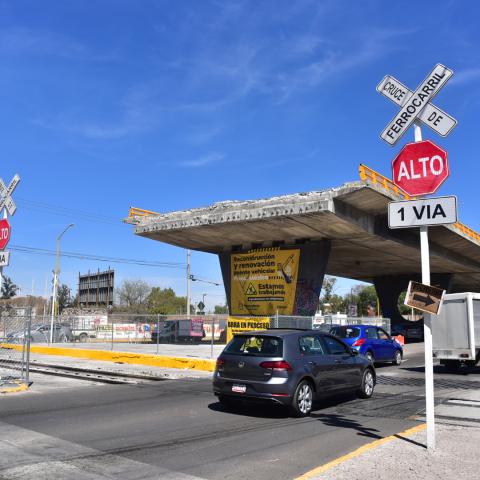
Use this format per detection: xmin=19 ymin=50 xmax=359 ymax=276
xmin=311 ymin=423 xmax=480 ymax=480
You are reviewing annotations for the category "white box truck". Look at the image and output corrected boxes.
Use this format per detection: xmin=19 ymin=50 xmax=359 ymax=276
xmin=432 ymin=292 xmax=480 ymax=371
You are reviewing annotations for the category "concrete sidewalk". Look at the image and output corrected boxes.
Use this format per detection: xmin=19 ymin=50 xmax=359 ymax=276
xmin=305 ymin=423 xmax=480 ymax=480
xmin=31 ymin=340 xmax=226 ymax=359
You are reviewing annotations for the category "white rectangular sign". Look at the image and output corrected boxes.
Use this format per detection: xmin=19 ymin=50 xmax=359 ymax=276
xmin=377 ymin=75 xmax=457 ymax=137
xmin=381 ymin=64 xmax=454 ymax=145
xmin=0 ymin=251 xmax=10 ymax=266
xmin=388 ymin=196 xmax=458 ymax=229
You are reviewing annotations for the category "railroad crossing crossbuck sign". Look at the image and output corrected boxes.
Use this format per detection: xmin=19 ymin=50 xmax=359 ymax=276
xmin=0 ymin=174 xmax=20 ymax=216
xmin=377 ymin=64 xmax=457 ymax=146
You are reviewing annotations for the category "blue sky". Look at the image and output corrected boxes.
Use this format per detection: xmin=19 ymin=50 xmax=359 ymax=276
xmin=1 ymin=0 xmax=480 ymax=309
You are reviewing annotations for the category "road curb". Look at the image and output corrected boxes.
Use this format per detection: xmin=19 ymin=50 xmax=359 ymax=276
xmin=0 ymin=382 xmax=29 ymax=394
xmin=295 ymin=423 xmax=426 ymax=479
xmin=1 ymin=343 xmax=216 ymax=372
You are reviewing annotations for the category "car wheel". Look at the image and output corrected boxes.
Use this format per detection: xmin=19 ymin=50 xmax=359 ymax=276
xmin=365 ymin=351 xmax=374 ymax=363
xmin=290 ymin=380 xmax=314 ymax=417
xmin=358 ymin=368 xmax=375 ymax=399
xmin=392 ymin=350 xmax=402 ymax=366
xmin=79 ymin=333 xmax=88 ymax=343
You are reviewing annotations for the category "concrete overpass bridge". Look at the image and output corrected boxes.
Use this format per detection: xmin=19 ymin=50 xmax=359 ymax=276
xmin=126 ymin=166 xmax=480 ymax=325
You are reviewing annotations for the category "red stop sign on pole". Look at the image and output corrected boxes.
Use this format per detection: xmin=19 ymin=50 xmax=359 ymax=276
xmin=392 ymin=140 xmax=449 ymax=196
xmin=0 ymin=218 xmax=11 ymax=250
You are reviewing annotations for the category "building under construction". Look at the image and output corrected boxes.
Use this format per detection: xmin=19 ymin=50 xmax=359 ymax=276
xmin=78 ymin=269 xmax=114 ymax=307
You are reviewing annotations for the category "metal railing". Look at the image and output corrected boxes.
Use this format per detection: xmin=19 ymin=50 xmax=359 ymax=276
xmin=359 ymin=163 xmax=412 ymax=200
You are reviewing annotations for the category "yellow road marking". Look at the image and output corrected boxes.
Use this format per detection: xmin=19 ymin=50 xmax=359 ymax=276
xmin=1 ymin=343 xmax=216 ymax=372
xmin=295 ymin=423 xmax=426 ymax=479
xmin=0 ymin=382 xmax=29 ymax=394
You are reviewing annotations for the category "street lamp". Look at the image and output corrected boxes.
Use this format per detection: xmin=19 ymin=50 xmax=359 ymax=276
xmin=50 ymin=223 xmax=74 ymax=343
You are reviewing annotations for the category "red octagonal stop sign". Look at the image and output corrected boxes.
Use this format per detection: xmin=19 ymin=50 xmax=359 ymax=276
xmin=0 ymin=218 xmax=11 ymax=250
xmin=392 ymin=140 xmax=449 ymax=196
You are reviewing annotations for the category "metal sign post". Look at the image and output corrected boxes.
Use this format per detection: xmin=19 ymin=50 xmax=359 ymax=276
xmin=414 ymin=122 xmax=436 ymax=451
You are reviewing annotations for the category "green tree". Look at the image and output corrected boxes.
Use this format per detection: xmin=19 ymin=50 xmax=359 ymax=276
xmin=214 ymin=304 xmax=229 ymax=314
xmin=1 ymin=276 xmax=18 ymax=299
xmin=357 ymin=285 xmax=378 ymax=316
xmin=320 ymin=276 xmax=345 ymax=313
xmin=329 ymin=293 xmax=346 ymax=314
xmin=57 ymin=284 xmax=73 ymax=313
xmin=397 ymin=290 xmax=411 ymax=315
xmin=320 ymin=276 xmax=337 ymax=304
xmin=147 ymin=287 xmax=189 ymax=315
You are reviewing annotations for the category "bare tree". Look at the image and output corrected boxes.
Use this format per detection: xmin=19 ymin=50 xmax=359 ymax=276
xmin=116 ymin=279 xmax=151 ymax=309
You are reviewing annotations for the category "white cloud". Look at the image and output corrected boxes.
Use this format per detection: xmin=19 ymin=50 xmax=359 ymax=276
xmin=0 ymin=26 xmax=117 ymax=61
xmin=451 ymin=68 xmax=480 ymax=87
xmin=179 ymin=152 xmax=225 ymax=168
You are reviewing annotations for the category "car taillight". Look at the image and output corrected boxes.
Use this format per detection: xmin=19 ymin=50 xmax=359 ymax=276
xmin=216 ymin=357 xmax=225 ymax=368
xmin=259 ymin=361 xmax=292 ymax=371
xmin=352 ymin=338 xmax=366 ymax=347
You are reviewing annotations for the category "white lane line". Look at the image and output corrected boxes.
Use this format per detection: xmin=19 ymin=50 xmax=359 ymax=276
xmin=447 ymin=399 xmax=480 ymax=407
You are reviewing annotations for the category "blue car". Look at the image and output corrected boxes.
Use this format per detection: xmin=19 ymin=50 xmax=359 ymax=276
xmin=330 ymin=325 xmax=403 ymax=366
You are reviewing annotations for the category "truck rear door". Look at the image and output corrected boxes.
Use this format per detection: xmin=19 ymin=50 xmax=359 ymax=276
xmin=433 ymin=295 xmax=472 ymax=359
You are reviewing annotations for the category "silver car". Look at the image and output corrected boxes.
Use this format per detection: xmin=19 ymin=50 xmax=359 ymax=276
xmin=213 ymin=329 xmax=376 ymax=417
xmin=7 ymin=323 xmax=73 ymax=343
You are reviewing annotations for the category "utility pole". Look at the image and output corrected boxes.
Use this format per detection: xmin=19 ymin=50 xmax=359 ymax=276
xmin=50 ymin=223 xmax=74 ymax=343
xmin=43 ymin=275 xmax=48 ymax=318
xmin=186 ymin=249 xmax=191 ymax=317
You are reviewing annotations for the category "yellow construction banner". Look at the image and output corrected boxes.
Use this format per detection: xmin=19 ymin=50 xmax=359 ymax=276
xmin=230 ymin=248 xmax=300 ymax=315
xmin=226 ymin=317 xmax=271 ymax=343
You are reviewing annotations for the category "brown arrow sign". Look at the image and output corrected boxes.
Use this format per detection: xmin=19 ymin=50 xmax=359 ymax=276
xmin=405 ymin=281 xmax=446 ymax=315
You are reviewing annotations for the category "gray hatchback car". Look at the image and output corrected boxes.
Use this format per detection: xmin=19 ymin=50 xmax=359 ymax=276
xmin=213 ymin=329 xmax=376 ymax=416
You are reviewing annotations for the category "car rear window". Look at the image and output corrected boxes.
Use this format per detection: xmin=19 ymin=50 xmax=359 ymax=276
xmin=224 ymin=335 xmax=283 ymax=357
xmin=330 ymin=327 xmax=360 ymax=338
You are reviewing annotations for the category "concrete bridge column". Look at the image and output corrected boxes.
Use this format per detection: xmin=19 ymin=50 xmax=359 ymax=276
xmin=219 ymin=239 xmax=331 ymax=317
xmin=374 ymin=274 xmax=453 ymax=326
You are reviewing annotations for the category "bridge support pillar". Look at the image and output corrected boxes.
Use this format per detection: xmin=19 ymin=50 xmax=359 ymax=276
xmin=219 ymin=240 xmax=331 ymax=317
xmin=374 ymin=273 xmax=453 ymax=326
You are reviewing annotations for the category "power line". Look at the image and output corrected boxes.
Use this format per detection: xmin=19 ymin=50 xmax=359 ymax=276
xmin=10 ymin=244 xmax=186 ymax=269
xmin=16 ymin=197 xmax=124 ymax=226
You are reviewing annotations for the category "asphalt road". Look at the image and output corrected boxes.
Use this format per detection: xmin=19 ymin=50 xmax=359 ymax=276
xmin=1 ymin=344 xmax=479 ymax=480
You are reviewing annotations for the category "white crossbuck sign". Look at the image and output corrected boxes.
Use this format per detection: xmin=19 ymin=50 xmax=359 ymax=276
xmin=0 ymin=174 xmax=20 ymax=216
xmin=377 ymin=64 xmax=457 ymax=146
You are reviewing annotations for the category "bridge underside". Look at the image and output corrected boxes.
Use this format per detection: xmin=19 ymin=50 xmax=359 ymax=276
xmin=129 ymin=180 xmax=480 ymax=323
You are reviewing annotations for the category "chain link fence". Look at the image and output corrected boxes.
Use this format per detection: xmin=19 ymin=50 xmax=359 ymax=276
xmin=8 ymin=312 xmax=390 ymax=362
xmin=0 ymin=306 xmax=31 ymax=388
xmin=273 ymin=314 xmax=390 ymax=333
